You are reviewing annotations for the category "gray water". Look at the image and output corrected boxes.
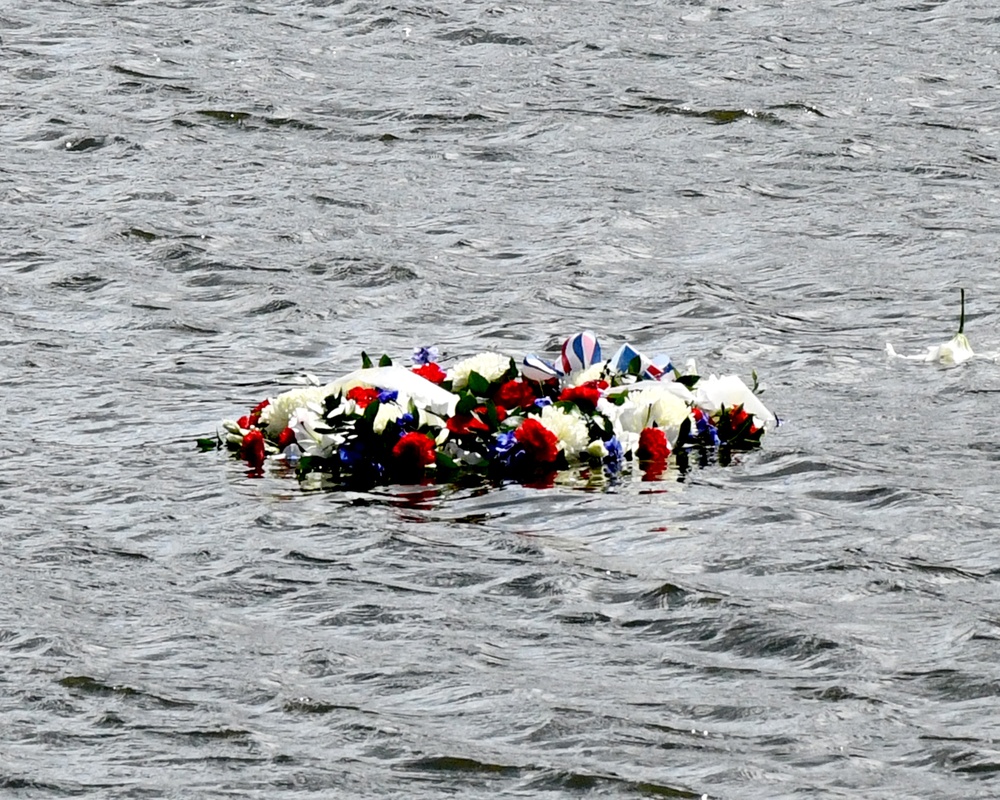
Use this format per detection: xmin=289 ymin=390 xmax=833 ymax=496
xmin=4 ymin=1 xmax=1000 ymax=797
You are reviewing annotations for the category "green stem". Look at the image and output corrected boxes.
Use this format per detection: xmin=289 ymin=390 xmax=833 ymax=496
xmin=959 ymin=288 xmax=966 ymax=334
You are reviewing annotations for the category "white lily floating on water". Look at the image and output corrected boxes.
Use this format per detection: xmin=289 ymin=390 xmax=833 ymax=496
xmin=885 ymin=332 xmax=975 ymax=366
xmin=886 ymin=289 xmax=989 ymax=366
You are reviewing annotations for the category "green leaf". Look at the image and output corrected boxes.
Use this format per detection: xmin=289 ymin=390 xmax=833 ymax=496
xmin=296 ymin=455 xmax=318 ymax=476
xmin=363 ymin=399 xmax=381 ymax=424
xmin=196 ymin=436 xmax=219 ymax=451
xmin=485 ymin=400 xmax=500 ymax=430
xmin=467 ymin=371 xmax=490 ymax=397
xmin=627 ymin=355 xmax=642 ymax=375
xmin=361 ymin=351 xmax=373 ymax=369
xmin=435 ymin=451 xmax=459 ymax=471
xmin=501 ymin=357 xmax=518 ymax=384
xmin=455 ymin=391 xmax=479 ymax=415
xmin=378 ymin=353 xmax=392 ymax=367
xmin=675 ymin=374 xmax=700 ymax=389
xmin=676 ymin=416 xmax=692 ymax=447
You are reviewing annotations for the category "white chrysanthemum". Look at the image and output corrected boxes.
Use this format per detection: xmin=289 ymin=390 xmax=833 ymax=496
xmin=601 ymin=388 xmax=689 ymax=433
xmin=449 ymin=352 xmax=512 ymax=390
xmin=568 ymin=361 xmax=607 ymax=387
xmin=539 ymin=404 xmax=590 ymax=460
xmin=259 ymin=385 xmax=333 ymax=436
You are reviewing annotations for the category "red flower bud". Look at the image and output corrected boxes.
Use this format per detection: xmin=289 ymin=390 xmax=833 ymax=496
xmin=276 ymin=427 xmax=297 ymax=450
xmin=240 ymin=429 xmax=266 ymax=470
xmin=446 ymin=413 xmax=490 ymax=435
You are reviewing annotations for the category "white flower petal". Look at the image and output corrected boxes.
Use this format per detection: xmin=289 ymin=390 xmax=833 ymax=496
xmin=887 ymin=333 xmax=974 ymax=366
xmin=694 ymin=374 xmax=775 ymax=429
xmin=328 ymin=366 xmax=459 ymax=416
xmin=449 ymin=352 xmax=513 ymax=390
xmin=539 ymin=405 xmax=590 ymax=460
xmin=259 ymin=385 xmax=335 ymax=436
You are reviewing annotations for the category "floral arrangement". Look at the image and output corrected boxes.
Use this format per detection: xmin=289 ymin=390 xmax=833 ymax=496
xmin=201 ymin=332 xmax=777 ymax=487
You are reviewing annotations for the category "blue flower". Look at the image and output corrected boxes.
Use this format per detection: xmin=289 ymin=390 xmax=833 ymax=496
xmin=378 ymin=389 xmax=399 ymax=403
xmin=533 ymin=397 xmax=553 ymax=409
xmin=695 ymin=413 xmax=721 ymax=447
xmin=339 ymin=438 xmax=385 ymax=483
xmin=411 ymin=346 xmax=440 ymax=366
xmin=490 ymin=430 xmax=525 ymax=471
xmin=338 ymin=439 xmax=367 ymax=468
xmin=604 ymin=436 xmax=623 ymax=473
xmin=492 ymin=431 xmax=518 ymax=456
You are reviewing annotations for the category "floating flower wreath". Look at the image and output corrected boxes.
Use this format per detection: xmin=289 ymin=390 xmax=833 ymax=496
xmin=200 ymin=332 xmax=777 ymax=487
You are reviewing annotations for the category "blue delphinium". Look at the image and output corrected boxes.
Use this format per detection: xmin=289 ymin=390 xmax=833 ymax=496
xmin=694 ymin=410 xmax=721 ymax=447
xmin=338 ymin=439 xmax=367 ymax=469
xmin=396 ymin=412 xmax=415 ymax=429
xmin=604 ymin=435 xmax=623 ymax=474
xmin=490 ymin=430 xmax=524 ymax=473
xmin=411 ymin=346 xmax=440 ymax=366
xmin=378 ymin=389 xmax=399 ymax=403
xmin=339 ymin=437 xmax=385 ymax=483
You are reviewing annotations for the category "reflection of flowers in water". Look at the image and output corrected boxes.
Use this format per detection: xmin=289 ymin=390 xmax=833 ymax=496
xmin=212 ymin=333 xmax=775 ymax=488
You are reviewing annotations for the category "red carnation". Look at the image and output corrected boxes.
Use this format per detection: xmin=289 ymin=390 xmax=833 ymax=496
xmin=493 ymin=379 xmax=537 ymax=411
xmin=514 ymin=418 xmax=559 ymax=465
xmin=391 ymin=432 xmax=437 ymax=481
xmin=412 ymin=362 xmax=447 ymax=384
xmin=637 ymin=427 xmax=670 ymax=462
xmin=237 ymin=415 xmax=253 ymax=430
xmin=558 ymin=383 xmax=602 ymax=411
xmin=276 ymin=427 xmax=297 ymax=449
xmin=446 ymin=412 xmax=490 ymax=435
xmin=346 ymin=386 xmax=380 ymax=409
xmin=240 ymin=428 xmax=266 ymax=470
